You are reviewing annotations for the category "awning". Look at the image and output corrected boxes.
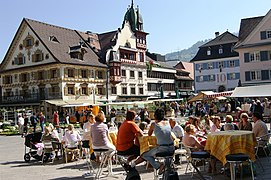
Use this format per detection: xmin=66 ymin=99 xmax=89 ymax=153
xmin=45 ymin=99 xmax=103 ymax=107
xmin=188 ymin=91 xmax=215 ymax=102
xmin=206 ymin=91 xmax=233 ymax=98
xmin=230 ymin=84 xmax=271 ymax=97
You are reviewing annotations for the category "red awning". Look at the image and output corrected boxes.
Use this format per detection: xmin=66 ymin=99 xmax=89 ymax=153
xmin=206 ymin=91 xmax=233 ymax=98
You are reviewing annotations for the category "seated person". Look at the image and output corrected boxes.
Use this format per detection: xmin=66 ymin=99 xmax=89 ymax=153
xmin=41 ymin=126 xmax=59 ymax=159
xmin=184 ymin=115 xmax=194 ymax=127
xmin=183 ymin=124 xmax=204 ymax=151
xmin=221 ymin=115 xmax=239 ymax=131
xmin=91 ymin=113 xmax=116 ymax=172
xmin=202 ymin=115 xmax=213 ymax=134
xmin=238 ymin=113 xmax=252 ymax=131
xmin=169 ymin=117 xmax=184 ymax=165
xmin=116 ymin=110 xmax=143 ymax=162
xmin=139 ymin=108 xmax=175 ymax=174
xmin=192 ymin=117 xmax=202 ymax=132
xmin=210 ymin=116 xmax=221 ymax=133
xmin=252 ymin=112 xmax=268 ymax=139
xmin=62 ymin=124 xmax=81 ymax=148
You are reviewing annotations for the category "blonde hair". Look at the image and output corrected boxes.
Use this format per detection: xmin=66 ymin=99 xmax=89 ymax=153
xmin=240 ymin=113 xmax=249 ymax=119
xmin=44 ymin=126 xmax=51 ymax=135
xmin=225 ymin=115 xmax=233 ymax=123
xmin=185 ymin=124 xmax=195 ymax=133
xmin=68 ymin=124 xmax=74 ymax=131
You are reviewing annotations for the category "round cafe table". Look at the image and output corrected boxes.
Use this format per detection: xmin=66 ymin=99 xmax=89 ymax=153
xmin=204 ymin=130 xmax=256 ymax=165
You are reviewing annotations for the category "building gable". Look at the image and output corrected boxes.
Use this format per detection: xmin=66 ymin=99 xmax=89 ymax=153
xmin=236 ymin=10 xmax=271 ymax=48
xmin=0 ymin=20 xmax=57 ymax=72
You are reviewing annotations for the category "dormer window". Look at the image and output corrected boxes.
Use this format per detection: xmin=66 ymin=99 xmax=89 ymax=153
xmin=49 ymin=36 xmax=59 ymax=43
xmin=219 ymin=45 xmax=223 ymax=54
xmin=125 ymin=41 xmax=131 ymax=48
xmin=69 ymin=43 xmax=87 ymax=60
xmin=14 ymin=53 xmax=25 ymax=65
xmin=207 ymin=47 xmax=211 ymax=56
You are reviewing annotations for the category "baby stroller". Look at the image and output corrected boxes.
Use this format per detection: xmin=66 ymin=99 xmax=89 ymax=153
xmin=24 ymin=132 xmax=43 ymax=162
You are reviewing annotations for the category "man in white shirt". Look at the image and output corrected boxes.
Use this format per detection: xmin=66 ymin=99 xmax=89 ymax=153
xmin=169 ymin=118 xmax=184 ymax=165
xmin=18 ymin=115 xmax=24 ymax=137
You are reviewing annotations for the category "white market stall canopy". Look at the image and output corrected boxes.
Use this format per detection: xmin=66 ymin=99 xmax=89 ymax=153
xmin=45 ymin=99 xmax=104 ymax=107
xmin=231 ymin=84 xmax=271 ymax=97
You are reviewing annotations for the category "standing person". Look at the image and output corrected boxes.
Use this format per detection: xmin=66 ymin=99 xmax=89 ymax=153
xmin=18 ymin=115 xmax=24 ymax=137
xmin=75 ymin=111 xmax=80 ymax=123
xmin=263 ymin=98 xmax=271 ymax=118
xmin=30 ymin=113 xmax=38 ymax=133
xmin=53 ymin=111 xmax=59 ymax=131
xmin=39 ymin=112 xmax=45 ymax=133
xmin=23 ymin=114 xmax=29 ymax=136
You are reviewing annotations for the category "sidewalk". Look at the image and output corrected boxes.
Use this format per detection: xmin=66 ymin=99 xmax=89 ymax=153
xmin=1 ymin=135 xmax=271 ymax=180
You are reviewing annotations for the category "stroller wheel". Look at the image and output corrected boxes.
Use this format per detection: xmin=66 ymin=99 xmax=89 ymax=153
xmin=24 ymin=153 xmax=31 ymax=162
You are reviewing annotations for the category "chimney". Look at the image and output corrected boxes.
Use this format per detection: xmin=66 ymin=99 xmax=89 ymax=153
xmin=215 ymin=32 xmax=220 ymax=37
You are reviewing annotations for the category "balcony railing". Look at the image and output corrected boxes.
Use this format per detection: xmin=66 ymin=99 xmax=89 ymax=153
xmin=1 ymin=92 xmax=62 ymax=104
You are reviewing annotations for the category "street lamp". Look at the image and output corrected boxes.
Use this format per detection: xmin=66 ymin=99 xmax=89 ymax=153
xmin=89 ymin=84 xmax=96 ymax=104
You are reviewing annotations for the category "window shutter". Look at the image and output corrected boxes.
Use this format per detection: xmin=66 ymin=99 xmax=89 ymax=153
xmin=224 ymin=61 xmax=229 ymax=68
xmin=245 ymin=71 xmax=251 ymax=81
xmin=260 ymin=31 xmax=267 ymax=40
xmin=64 ymin=68 xmax=68 ymax=78
xmin=27 ymin=73 xmax=30 ymax=81
xmin=57 ymin=68 xmax=60 ymax=78
xmin=235 ymin=60 xmax=240 ymax=67
xmin=74 ymin=69 xmax=78 ymax=78
xmin=32 ymin=54 xmax=35 ymax=62
xmin=203 ymin=63 xmax=208 ymax=70
xmin=195 ymin=64 xmax=199 ymax=70
xmin=14 ymin=57 xmax=18 ymax=65
xmin=34 ymin=72 xmax=38 ymax=80
xmin=214 ymin=62 xmax=218 ymax=69
xmin=236 ymin=73 xmax=240 ymax=79
xmin=260 ymin=51 xmax=268 ymax=61
xmin=195 ymin=76 xmax=199 ymax=82
xmin=203 ymin=76 xmax=208 ymax=81
xmin=64 ymin=86 xmax=68 ymax=95
xmin=227 ymin=73 xmax=230 ymax=80
xmin=244 ymin=53 xmax=250 ymax=63
xmin=261 ymin=70 xmax=269 ymax=80
xmin=79 ymin=69 xmax=82 ymax=78
xmin=23 ymin=56 xmax=26 ymax=64
xmin=44 ymin=71 xmax=48 ymax=79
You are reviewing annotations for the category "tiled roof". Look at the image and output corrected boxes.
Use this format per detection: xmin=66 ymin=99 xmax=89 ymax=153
xmin=200 ymin=31 xmax=238 ymax=47
xmin=146 ymin=55 xmax=174 ymax=69
xmin=25 ymin=18 xmax=106 ymax=68
xmin=235 ymin=16 xmax=264 ymax=47
xmin=191 ymin=31 xmax=239 ymax=62
xmin=97 ymin=31 xmax=118 ymax=61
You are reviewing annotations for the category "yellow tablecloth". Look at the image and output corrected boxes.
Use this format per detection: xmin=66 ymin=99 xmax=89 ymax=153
xmin=138 ymin=135 xmax=157 ymax=155
xmin=138 ymin=132 xmax=179 ymax=155
xmin=204 ymin=130 xmax=256 ymax=165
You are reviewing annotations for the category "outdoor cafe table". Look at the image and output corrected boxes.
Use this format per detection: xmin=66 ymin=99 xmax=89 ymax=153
xmin=138 ymin=133 xmax=179 ymax=155
xmin=204 ymin=130 xmax=256 ymax=165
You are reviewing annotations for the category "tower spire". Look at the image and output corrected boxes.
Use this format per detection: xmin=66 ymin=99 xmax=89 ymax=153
xmin=131 ymin=0 xmax=134 ymax=7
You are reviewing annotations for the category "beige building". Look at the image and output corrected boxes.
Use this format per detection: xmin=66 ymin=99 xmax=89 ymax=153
xmin=0 ymin=18 xmax=107 ymax=117
xmin=235 ymin=9 xmax=271 ymax=86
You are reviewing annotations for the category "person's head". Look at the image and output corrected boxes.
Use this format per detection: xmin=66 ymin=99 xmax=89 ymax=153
xmin=252 ymin=112 xmax=262 ymax=122
xmin=204 ymin=115 xmax=210 ymax=123
xmin=225 ymin=115 xmax=233 ymax=123
xmin=224 ymin=123 xmax=234 ymax=131
xmin=44 ymin=126 xmax=51 ymax=135
xmin=154 ymin=108 xmax=165 ymax=121
xmin=236 ymin=107 xmax=242 ymax=111
xmin=95 ymin=113 xmax=105 ymax=123
xmin=185 ymin=124 xmax=196 ymax=134
xmin=145 ymin=117 xmax=151 ymax=124
xmin=126 ymin=110 xmax=136 ymax=121
xmin=192 ymin=117 xmax=200 ymax=126
xmin=188 ymin=115 xmax=194 ymax=123
xmin=88 ymin=114 xmax=95 ymax=123
xmin=240 ymin=113 xmax=249 ymax=121
xmin=169 ymin=118 xmax=176 ymax=128
xmin=48 ymin=123 xmax=55 ymax=131
xmin=67 ymin=124 xmax=74 ymax=131
xmin=139 ymin=122 xmax=147 ymax=131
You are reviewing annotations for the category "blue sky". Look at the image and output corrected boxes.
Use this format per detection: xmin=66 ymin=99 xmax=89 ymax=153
xmin=0 ymin=0 xmax=270 ymax=62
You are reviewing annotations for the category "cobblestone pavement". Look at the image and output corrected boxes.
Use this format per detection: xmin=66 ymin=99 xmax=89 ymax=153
xmin=1 ymin=133 xmax=271 ymax=179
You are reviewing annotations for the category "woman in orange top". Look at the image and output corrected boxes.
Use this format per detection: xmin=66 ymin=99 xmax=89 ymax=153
xmin=116 ymin=110 xmax=143 ymax=161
